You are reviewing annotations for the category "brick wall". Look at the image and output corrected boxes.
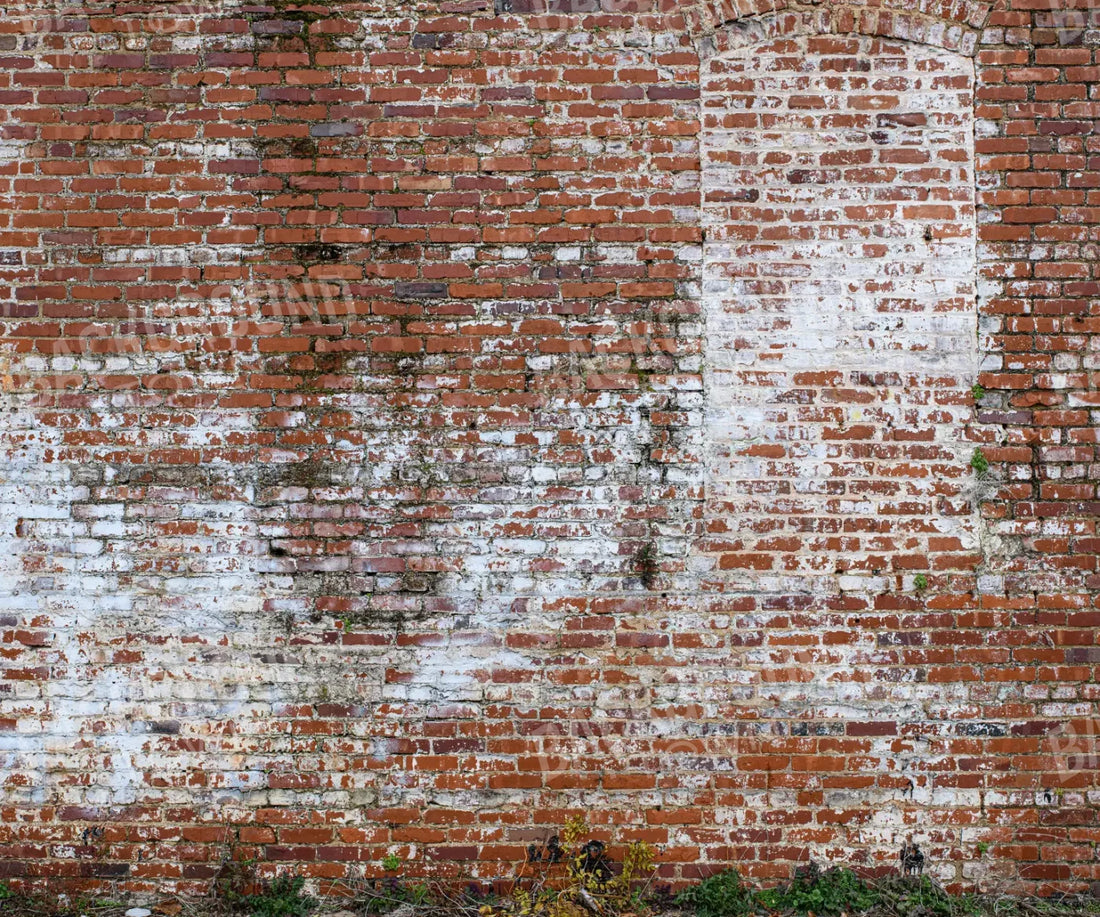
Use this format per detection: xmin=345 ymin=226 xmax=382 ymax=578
xmin=0 ymin=0 xmax=1097 ymax=899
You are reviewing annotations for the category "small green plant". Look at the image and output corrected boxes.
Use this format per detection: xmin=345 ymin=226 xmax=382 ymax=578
xmin=404 ymin=883 xmax=431 ymax=906
xmin=241 ymin=875 xmax=315 ymax=917
xmin=608 ymin=839 xmax=656 ymax=907
xmin=971 ymin=383 xmax=985 ymax=402
xmin=977 ymin=841 xmax=990 ymax=857
xmin=363 ymin=862 xmax=434 ymax=915
xmin=757 ymin=865 xmax=875 ymax=916
xmin=884 ymin=875 xmax=959 ymax=917
xmin=914 ymin=573 xmax=928 ymax=592
xmin=970 ymin=448 xmax=989 ymax=475
xmin=0 ymin=881 xmax=10 ymax=900
xmin=676 ymin=869 xmax=756 ymax=917
xmin=215 ymin=856 xmax=261 ymax=908
xmin=633 ymin=541 xmax=659 ymax=590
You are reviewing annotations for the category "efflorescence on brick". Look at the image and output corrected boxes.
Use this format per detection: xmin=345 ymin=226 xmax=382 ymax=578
xmin=0 ymin=0 xmax=1097 ymax=899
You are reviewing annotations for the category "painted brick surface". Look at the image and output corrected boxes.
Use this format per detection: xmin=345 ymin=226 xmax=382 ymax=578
xmin=703 ymin=35 xmax=980 ymax=593
xmin=0 ymin=0 xmax=1098 ymax=900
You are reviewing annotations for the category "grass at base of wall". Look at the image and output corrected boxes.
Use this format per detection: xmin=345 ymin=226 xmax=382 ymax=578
xmin=3 ymin=868 xmax=1100 ymax=917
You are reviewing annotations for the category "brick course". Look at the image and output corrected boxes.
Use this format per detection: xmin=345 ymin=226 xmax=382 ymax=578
xmin=0 ymin=0 xmax=1098 ymax=899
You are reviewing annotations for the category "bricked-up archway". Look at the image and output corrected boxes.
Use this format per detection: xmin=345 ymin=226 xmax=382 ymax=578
xmin=699 ymin=34 xmax=981 ymax=598
xmin=693 ymin=30 xmax=987 ymax=865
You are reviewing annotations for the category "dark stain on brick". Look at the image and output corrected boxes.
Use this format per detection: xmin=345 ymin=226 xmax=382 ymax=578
xmin=250 ymin=18 xmax=305 ymax=35
xmin=79 ymin=863 xmax=130 ymax=878
xmin=412 ymin=33 xmax=451 ymax=50
xmin=149 ymin=720 xmax=181 ymax=735
xmin=787 ymin=169 xmax=840 ymax=184
xmin=395 ymin=281 xmax=448 ymax=299
xmin=309 ymin=122 xmax=360 ymax=138
xmin=852 ymin=371 xmax=903 ymax=387
xmin=296 ymin=243 xmax=343 ymax=263
xmin=958 ymin=722 xmax=1007 ymax=737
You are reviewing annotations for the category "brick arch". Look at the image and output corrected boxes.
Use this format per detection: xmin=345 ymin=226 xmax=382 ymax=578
xmin=690 ymin=0 xmax=993 ymax=58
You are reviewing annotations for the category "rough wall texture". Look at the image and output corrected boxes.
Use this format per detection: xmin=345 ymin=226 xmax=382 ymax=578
xmin=0 ymin=0 xmax=1098 ymax=899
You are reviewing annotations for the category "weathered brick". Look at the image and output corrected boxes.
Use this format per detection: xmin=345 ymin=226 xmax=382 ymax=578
xmin=0 ymin=0 xmax=1094 ymax=901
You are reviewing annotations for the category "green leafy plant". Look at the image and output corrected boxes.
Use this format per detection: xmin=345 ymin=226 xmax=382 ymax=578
xmin=403 ymin=884 xmax=431 ymax=907
xmin=970 ymin=448 xmax=990 ymax=475
xmin=757 ymin=865 xmax=875 ymax=916
xmin=971 ymin=383 xmax=985 ymax=402
xmin=215 ymin=856 xmax=262 ymax=908
xmin=676 ymin=869 xmax=756 ymax=917
xmin=241 ymin=875 xmax=315 ymax=917
xmin=0 ymin=881 xmax=10 ymax=900
xmin=977 ymin=841 xmax=989 ymax=857
xmin=914 ymin=573 xmax=928 ymax=592
xmin=882 ymin=875 xmax=960 ymax=917
xmin=608 ymin=837 xmax=656 ymax=908
xmin=362 ymin=865 xmax=434 ymax=915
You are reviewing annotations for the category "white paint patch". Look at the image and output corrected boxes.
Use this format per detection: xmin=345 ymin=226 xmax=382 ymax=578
xmin=701 ymin=35 xmax=980 ymax=592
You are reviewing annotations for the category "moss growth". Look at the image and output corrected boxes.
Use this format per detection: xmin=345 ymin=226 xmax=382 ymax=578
xmin=632 ymin=541 xmax=659 ymax=590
